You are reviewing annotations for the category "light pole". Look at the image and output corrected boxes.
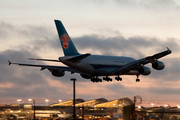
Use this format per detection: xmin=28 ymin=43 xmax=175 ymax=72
xmin=28 ymin=99 xmax=32 ymax=104
xmin=58 ymin=99 xmax=62 ymax=104
xmin=58 ymin=99 xmax=62 ymax=107
xmin=45 ymin=99 xmax=49 ymax=106
xmin=113 ymin=104 xmax=116 ymax=113
xmin=28 ymin=99 xmax=32 ymax=118
xmin=71 ymin=78 xmax=76 ymax=120
xmin=33 ymin=100 xmax=35 ymax=120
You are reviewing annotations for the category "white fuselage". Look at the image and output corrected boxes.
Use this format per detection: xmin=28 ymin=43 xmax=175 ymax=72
xmin=60 ymin=55 xmax=139 ymax=76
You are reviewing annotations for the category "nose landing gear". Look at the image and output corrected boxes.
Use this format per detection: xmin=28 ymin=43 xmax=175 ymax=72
xmin=136 ymin=75 xmax=140 ymax=82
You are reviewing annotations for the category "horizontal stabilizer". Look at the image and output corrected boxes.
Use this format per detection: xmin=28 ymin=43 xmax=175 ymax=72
xmin=28 ymin=58 xmax=59 ymax=62
xmin=66 ymin=53 xmax=91 ymax=61
xmin=8 ymin=60 xmax=11 ymax=66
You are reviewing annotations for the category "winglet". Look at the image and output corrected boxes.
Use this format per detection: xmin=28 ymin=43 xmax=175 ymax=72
xmin=8 ymin=60 xmax=11 ymax=66
xmin=167 ymin=47 xmax=171 ymax=53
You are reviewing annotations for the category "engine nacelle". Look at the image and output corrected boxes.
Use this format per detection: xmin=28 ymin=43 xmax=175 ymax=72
xmin=152 ymin=61 xmax=165 ymax=70
xmin=80 ymin=74 xmax=92 ymax=79
xmin=138 ymin=66 xmax=151 ymax=75
xmin=51 ymin=70 xmax=65 ymax=77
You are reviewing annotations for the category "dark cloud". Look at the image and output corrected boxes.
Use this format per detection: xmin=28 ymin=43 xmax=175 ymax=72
xmin=147 ymin=58 xmax=180 ymax=81
xmin=0 ymin=49 xmax=74 ymax=100
xmin=73 ymin=35 xmax=179 ymax=58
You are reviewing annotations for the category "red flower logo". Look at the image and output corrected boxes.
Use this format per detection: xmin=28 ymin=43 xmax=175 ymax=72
xmin=60 ymin=34 xmax=70 ymax=49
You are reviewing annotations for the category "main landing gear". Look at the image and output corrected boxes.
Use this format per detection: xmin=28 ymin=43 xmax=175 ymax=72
xmin=90 ymin=75 xmax=140 ymax=83
xmin=91 ymin=77 xmax=102 ymax=83
xmin=103 ymin=76 xmax=112 ymax=82
xmin=115 ymin=75 xmax=122 ymax=81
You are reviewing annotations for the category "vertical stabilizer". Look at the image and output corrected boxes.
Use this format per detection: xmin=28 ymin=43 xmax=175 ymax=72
xmin=54 ymin=20 xmax=79 ymax=56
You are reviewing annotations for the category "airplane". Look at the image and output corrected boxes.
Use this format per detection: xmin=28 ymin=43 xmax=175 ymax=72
xmin=8 ymin=20 xmax=172 ymax=83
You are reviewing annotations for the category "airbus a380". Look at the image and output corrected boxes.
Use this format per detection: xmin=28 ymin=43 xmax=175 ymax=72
xmin=9 ymin=20 xmax=171 ymax=82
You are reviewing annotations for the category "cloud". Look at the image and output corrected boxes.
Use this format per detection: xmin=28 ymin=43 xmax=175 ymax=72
xmin=146 ymin=58 xmax=180 ymax=81
xmin=1 ymin=21 xmax=180 ymax=58
xmin=73 ymin=35 xmax=179 ymax=58
xmin=0 ymin=22 xmax=15 ymax=39
xmin=0 ymin=49 xmax=75 ymax=100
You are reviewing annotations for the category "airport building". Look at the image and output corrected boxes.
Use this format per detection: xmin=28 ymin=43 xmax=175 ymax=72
xmin=0 ymin=97 xmax=180 ymax=120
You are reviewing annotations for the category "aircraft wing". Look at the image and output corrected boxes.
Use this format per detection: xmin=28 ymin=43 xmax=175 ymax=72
xmin=111 ymin=48 xmax=172 ymax=75
xmin=8 ymin=60 xmax=80 ymax=73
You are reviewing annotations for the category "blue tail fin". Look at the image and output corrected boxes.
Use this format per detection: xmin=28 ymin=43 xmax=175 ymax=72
xmin=54 ymin=20 xmax=79 ymax=56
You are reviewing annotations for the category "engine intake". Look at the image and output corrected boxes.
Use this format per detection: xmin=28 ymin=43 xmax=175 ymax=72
xmin=51 ymin=70 xmax=65 ymax=77
xmin=138 ymin=66 xmax=151 ymax=75
xmin=152 ymin=61 xmax=165 ymax=70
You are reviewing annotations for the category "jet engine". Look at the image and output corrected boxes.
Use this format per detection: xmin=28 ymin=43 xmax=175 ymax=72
xmin=152 ymin=61 xmax=165 ymax=70
xmin=80 ymin=74 xmax=92 ymax=79
xmin=51 ymin=70 xmax=65 ymax=77
xmin=138 ymin=66 xmax=151 ymax=75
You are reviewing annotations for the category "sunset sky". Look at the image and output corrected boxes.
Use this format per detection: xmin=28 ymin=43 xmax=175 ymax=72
xmin=1 ymin=0 xmax=180 ymax=107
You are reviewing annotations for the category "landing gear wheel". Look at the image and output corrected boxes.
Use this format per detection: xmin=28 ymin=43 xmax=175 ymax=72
xmin=103 ymin=76 xmax=112 ymax=82
xmin=91 ymin=77 xmax=102 ymax=83
xmin=103 ymin=77 xmax=107 ymax=81
xmin=115 ymin=76 xmax=122 ymax=81
xmin=136 ymin=79 xmax=140 ymax=82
